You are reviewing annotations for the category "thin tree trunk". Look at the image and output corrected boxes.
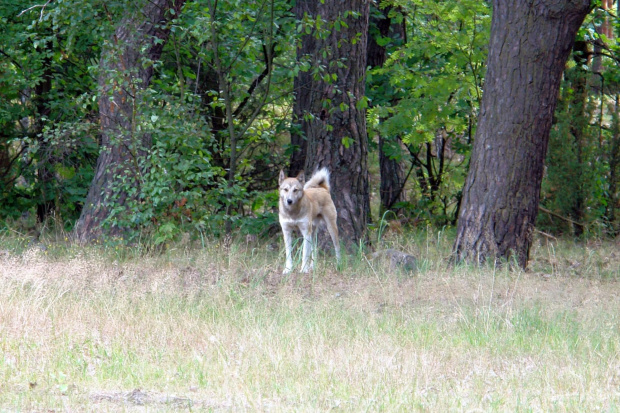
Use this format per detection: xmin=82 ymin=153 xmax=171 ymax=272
xmin=567 ymin=40 xmax=589 ymax=237
xmin=607 ymin=97 xmax=620 ymax=236
xmin=291 ymin=0 xmax=371 ymax=245
xmin=454 ymin=0 xmax=591 ymax=268
xmin=378 ymin=133 xmax=406 ymax=214
xmin=34 ymin=40 xmax=54 ymax=223
xmin=75 ymin=0 xmax=186 ymax=241
xmin=367 ymin=4 xmax=407 ymax=216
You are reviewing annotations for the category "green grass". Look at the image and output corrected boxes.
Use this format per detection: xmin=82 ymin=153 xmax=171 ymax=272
xmin=0 ymin=230 xmax=619 ymax=411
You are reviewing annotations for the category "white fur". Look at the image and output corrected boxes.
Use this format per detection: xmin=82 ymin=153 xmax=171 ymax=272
xmin=304 ymin=167 xmax=330 ymax=191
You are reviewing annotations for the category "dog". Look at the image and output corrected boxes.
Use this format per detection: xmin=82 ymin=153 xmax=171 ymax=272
xmin=278 ymin=168 xmax=341 ymax=273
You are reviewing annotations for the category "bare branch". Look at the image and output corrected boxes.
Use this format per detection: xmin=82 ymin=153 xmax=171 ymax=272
xmin=18 ymin=0 xmax=53 ymax=22
xmin=539 ymin=206 xmax=585 ymax=229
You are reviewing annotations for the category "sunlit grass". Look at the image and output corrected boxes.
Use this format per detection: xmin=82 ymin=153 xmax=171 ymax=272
xmin=0 ymin=229 xmax=619 ymax=411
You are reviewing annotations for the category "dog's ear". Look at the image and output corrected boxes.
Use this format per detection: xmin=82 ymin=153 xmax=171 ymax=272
xmin=296 ymin=170 xmax=305 ymax=185
xmin=279 ymin=169 xmax=286 ymax=185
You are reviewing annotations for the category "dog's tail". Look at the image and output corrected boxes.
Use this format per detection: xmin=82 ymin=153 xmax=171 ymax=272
xmin=304 ymin=167 xmax=331 ymax=191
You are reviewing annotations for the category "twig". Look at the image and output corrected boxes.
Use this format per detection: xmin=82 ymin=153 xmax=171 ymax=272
xmin=18 ymin=0 xmax=53 ymax=22
xmin=539 ymin=206 xmax=585 ymax=229
xmin=534 ymin=228 xmax=558 ymax=241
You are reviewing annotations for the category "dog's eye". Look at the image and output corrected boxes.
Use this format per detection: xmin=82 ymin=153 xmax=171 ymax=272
xmin=293 ymin=189 xmax=298 ymax=192
xmin=282 ymin=188 xmax=288 ymax=192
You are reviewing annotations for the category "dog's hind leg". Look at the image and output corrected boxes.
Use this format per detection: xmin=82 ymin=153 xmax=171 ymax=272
xmin=326 ymin=218 xmax=341 ymax=266
xmin=310 ymin=224 xmax=320 ymax=271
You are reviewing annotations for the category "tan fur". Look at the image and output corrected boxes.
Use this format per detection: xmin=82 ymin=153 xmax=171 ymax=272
xmin=278 ymin=168 xmax=340 ymax=273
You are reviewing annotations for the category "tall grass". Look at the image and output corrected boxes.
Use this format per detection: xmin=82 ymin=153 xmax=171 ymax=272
xmin=0 ymin=230 xmax=619 ymax=411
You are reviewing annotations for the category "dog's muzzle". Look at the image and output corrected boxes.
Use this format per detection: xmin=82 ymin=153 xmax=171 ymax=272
xmin=287 ymin=199 xmax=293 ymax=205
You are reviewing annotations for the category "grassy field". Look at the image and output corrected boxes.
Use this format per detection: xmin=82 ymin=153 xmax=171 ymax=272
xmin=1 ymin=230 xmax=619 ymax=411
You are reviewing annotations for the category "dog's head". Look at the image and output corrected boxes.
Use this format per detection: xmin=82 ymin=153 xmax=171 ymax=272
xmin=279 ymin=170 xmax=305 ymax=208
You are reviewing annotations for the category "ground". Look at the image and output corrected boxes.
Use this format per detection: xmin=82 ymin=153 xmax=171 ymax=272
xmin=0 ymin=232 xmax=619 ymax=411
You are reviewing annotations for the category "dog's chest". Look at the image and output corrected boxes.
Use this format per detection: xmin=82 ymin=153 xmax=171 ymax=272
xmin=279 ymin=215 xmax=310 ymax=229
xmin=279 ymin=213 xmax=326 ymax=233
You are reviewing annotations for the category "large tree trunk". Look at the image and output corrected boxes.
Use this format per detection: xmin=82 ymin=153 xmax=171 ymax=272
xmin=290 ymin=0 xmax=371 ymax=245
xmin=288 ymin=1 xmax=313 ymax=177
xmin=454 ymin=0 xmax=591 ymax=268
xmin=74 ymin=0 xmax=185 ymax=241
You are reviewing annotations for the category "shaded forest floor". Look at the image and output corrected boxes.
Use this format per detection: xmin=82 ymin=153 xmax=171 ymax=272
xmin=0 ymin=231 xmax=619 ymax=411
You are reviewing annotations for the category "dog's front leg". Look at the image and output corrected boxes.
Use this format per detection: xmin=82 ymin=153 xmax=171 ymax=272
xmin=300 ymin=223 xmax=313 ymax=273
xmin=282 ymin=226 xmax=294 ymax=274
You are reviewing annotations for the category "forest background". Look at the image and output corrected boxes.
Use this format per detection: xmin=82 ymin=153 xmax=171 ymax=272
xmin=2 ymin=2 xmax=620 ymax=409
xmin=1 ymin=0 xmax=619 ymax=265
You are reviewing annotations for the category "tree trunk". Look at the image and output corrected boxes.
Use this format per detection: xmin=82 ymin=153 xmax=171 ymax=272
xmin=34 ymin=40 xmax=55 ymax=223
xmin=607 ymin=98 xmax=620 ymax=236
xmin=567 ymin=40 xmax=589 ymax=237
xmin=367 ymin=4 xmax=407 ymax=216
xmin=454 ymin=0 xmax=591 ymax=268
xmin=290 ymin=0 xmax=371 ymax=245
xmin=378 ymin=134 xmax=407 ymax=215
xmin=288 ymin=1 xmax=314 ymax=177
xmin=74 ymin=0 xmax=185 ymax=241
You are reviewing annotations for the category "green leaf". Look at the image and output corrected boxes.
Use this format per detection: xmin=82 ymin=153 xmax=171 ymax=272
xmin=341 ymin=136 xmax=353 ymax=149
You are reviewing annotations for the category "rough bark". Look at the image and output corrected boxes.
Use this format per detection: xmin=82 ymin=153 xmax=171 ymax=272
xmin=290 ymin=0 xmax=371 ymax=245
xmin=454 ymin=0 xmax=591 ymax=268
xmin=288 ymin=1 xmax=314 ymax=177
xmin=75 ymin=0 xmax=186 ymax=241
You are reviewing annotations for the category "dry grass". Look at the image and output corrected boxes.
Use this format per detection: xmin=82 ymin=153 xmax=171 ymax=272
xmin=0 ymin=231 xmax=619 ymax=411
